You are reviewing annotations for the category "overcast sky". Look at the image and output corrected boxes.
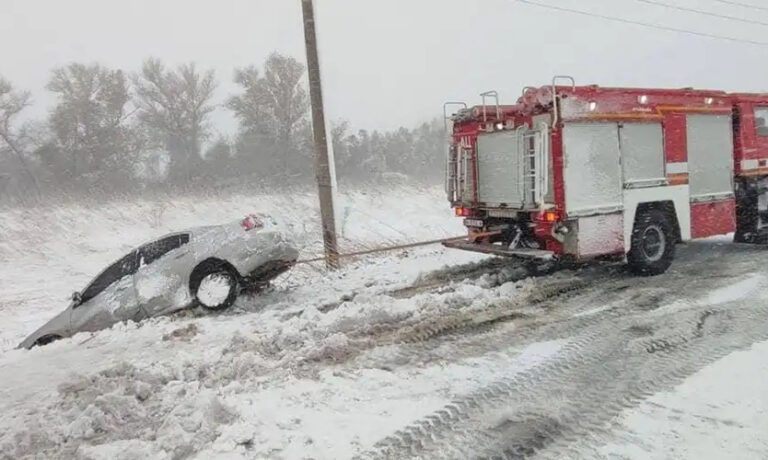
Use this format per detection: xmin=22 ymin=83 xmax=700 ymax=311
xmin=3 ymin=0 xmax=768 ymax=134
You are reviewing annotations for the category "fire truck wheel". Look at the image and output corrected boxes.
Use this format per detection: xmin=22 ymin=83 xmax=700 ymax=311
xmin=627 ymin=209 xmax=675 ymax=276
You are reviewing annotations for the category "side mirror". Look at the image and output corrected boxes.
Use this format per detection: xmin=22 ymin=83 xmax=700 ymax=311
xmin=71 ymin=291 xmax=82 ymax=305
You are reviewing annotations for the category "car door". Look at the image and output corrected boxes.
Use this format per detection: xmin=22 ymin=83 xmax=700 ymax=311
xmin=133 ymin=233 xmax=194 ymax=316
xmin=70 ymin=250 xmax=141 ymax=333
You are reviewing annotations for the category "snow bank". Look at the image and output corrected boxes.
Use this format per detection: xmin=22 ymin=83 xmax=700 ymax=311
xmin=0 ymin=238 xmax=556 ymax=458
xmin=1 ymin=185 xmax=520 ymax=458
xmin=0 ymin=185 xmax=463 ymax=349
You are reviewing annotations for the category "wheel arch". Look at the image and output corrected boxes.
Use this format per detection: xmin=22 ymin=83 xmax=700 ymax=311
xmin=188 ymin=257 xmax=242 ymax=293
xmin=735 ymin=176 xmax=765 ymax=242
xmin=33 ymin=334 xmax=63 ymax=348
xmin=623 ymin=185 xmax=691 ymax=253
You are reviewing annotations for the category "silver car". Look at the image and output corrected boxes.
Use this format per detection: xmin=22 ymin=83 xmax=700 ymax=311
xmin=19 ymin=214 xmax=299 ymax=349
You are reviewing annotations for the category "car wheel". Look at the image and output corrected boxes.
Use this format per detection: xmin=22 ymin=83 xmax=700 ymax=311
xmin=627 ymin=209 xmax=675 ymax=276
xmin=191 ymin=262 xmax=239 ymax=310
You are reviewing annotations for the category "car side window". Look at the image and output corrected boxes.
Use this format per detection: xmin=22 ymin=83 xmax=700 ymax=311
xmin=139 ymin=233 xmax=190 ymax=266
xmin=755 ymin=107 xmax=768 ymax=137
xmin=79 ymin=250 xmax=139 ymax=305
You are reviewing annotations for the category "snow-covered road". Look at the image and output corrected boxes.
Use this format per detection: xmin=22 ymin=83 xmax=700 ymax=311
xmin=1 ymin=187 xmax=767 ymax=459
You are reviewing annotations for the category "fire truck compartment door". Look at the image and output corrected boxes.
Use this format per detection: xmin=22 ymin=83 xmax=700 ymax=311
xmin=620 ymin=122 xmax=666 ymax=186
xmin=476 ymin=131 xmax=523 ymax=207
xmin=686 ymin=114 xmax=734 ymax=200
xmin=563 ymin=122 xmax=623 ymax=215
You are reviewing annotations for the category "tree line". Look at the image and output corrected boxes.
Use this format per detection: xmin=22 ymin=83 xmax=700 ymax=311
xmin=0 ymin=53 xmax=446 ymax=205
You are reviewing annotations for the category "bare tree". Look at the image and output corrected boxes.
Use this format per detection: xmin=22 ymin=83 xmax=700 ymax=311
xmin=228 ymin=53 xmax=309 ymax=170
xmin=47 ymin=63 xmax=134 ymax=188
xmin=0 ymin=77 xmax=40 ymax=197
xmin=133 ymin=58 xmax=217 ymax=184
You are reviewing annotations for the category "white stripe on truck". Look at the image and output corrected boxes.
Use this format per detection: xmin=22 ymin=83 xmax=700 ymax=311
xmin=665 ymin=162 xmax=688 ymax=174
xmin=741 ymin=159 xmax=759 ymax=171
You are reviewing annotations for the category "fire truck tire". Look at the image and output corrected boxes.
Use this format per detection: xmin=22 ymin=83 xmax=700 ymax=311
xmin=627 ymin=209 xmax=675 ymax=276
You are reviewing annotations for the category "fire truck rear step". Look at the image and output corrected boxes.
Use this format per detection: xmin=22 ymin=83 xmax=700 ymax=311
xmin=443 ymin=240 xmax=556 ymax=260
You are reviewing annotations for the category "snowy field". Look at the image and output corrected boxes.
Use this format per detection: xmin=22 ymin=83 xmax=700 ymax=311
xmin=1 ymin=186 xmax=767 ymax=459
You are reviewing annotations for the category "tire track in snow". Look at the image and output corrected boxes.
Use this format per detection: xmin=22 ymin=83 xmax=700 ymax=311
xmin=345 ymin=276 xmax=601 ymax=372
xmin=359 ymin=273 xmax=768 ymax=459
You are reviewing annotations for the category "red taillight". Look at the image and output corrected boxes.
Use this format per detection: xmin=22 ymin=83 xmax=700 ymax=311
xmin=455 ymin=207 xmax=472 ymax=217
xmin=538 ymin=211 xmax=560 ymax=223
xmin=241 ymin=214 xmax=264 ymax=231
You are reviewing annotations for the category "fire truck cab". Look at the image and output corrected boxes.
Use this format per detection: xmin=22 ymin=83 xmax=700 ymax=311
xmin=444 ymin=77 xmax=768 ymax=275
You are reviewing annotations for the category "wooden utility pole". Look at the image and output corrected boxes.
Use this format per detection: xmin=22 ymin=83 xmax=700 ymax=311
xmin=302 ymin=0 xmax=340 ymax=269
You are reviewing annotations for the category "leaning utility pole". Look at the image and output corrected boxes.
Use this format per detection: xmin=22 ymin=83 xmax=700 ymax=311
xmin=302 ymin=0 xmax=340 ymax=269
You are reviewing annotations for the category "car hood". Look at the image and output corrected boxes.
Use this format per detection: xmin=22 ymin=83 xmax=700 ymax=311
xmin=17 ymin=305 xmax=72 ymax=349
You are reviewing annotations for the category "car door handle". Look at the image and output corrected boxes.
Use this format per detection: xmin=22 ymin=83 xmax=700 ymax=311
xmin=173 ymin=251 xmax=189 ymax=260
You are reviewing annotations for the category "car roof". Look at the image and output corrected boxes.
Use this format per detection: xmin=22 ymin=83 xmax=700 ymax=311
xmin=139 ymin=224 xmax=221 ymax=247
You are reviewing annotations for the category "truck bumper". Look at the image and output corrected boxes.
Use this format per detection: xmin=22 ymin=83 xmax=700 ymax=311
xmin=442 ymin=240 xmax=556 ymax=260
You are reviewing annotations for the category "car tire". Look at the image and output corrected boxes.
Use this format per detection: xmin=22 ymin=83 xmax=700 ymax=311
xmin=190 ymin=261 xmax=239 ymax=310
xmin=627 ymin=209 xmax=675 ymax=276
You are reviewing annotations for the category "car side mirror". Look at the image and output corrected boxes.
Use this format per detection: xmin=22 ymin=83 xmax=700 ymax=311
xmin=71 ymin=291 xmax=82 ymax=305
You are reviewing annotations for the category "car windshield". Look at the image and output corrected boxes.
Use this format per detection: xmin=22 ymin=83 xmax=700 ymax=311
xmin=79 ymin=250 xmax=139 ymax=305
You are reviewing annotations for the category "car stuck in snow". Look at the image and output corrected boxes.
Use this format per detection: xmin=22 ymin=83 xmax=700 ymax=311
xmin=18 ymin=214 xmax=298 ymax=349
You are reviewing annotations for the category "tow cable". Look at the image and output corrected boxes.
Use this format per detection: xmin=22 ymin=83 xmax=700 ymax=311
xmin=294 ymin=230 xmax=502 ymax=265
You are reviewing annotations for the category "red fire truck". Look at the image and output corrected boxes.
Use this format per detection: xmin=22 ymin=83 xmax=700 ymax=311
xmin=443 ymin=77 xmax=768 ymax=275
